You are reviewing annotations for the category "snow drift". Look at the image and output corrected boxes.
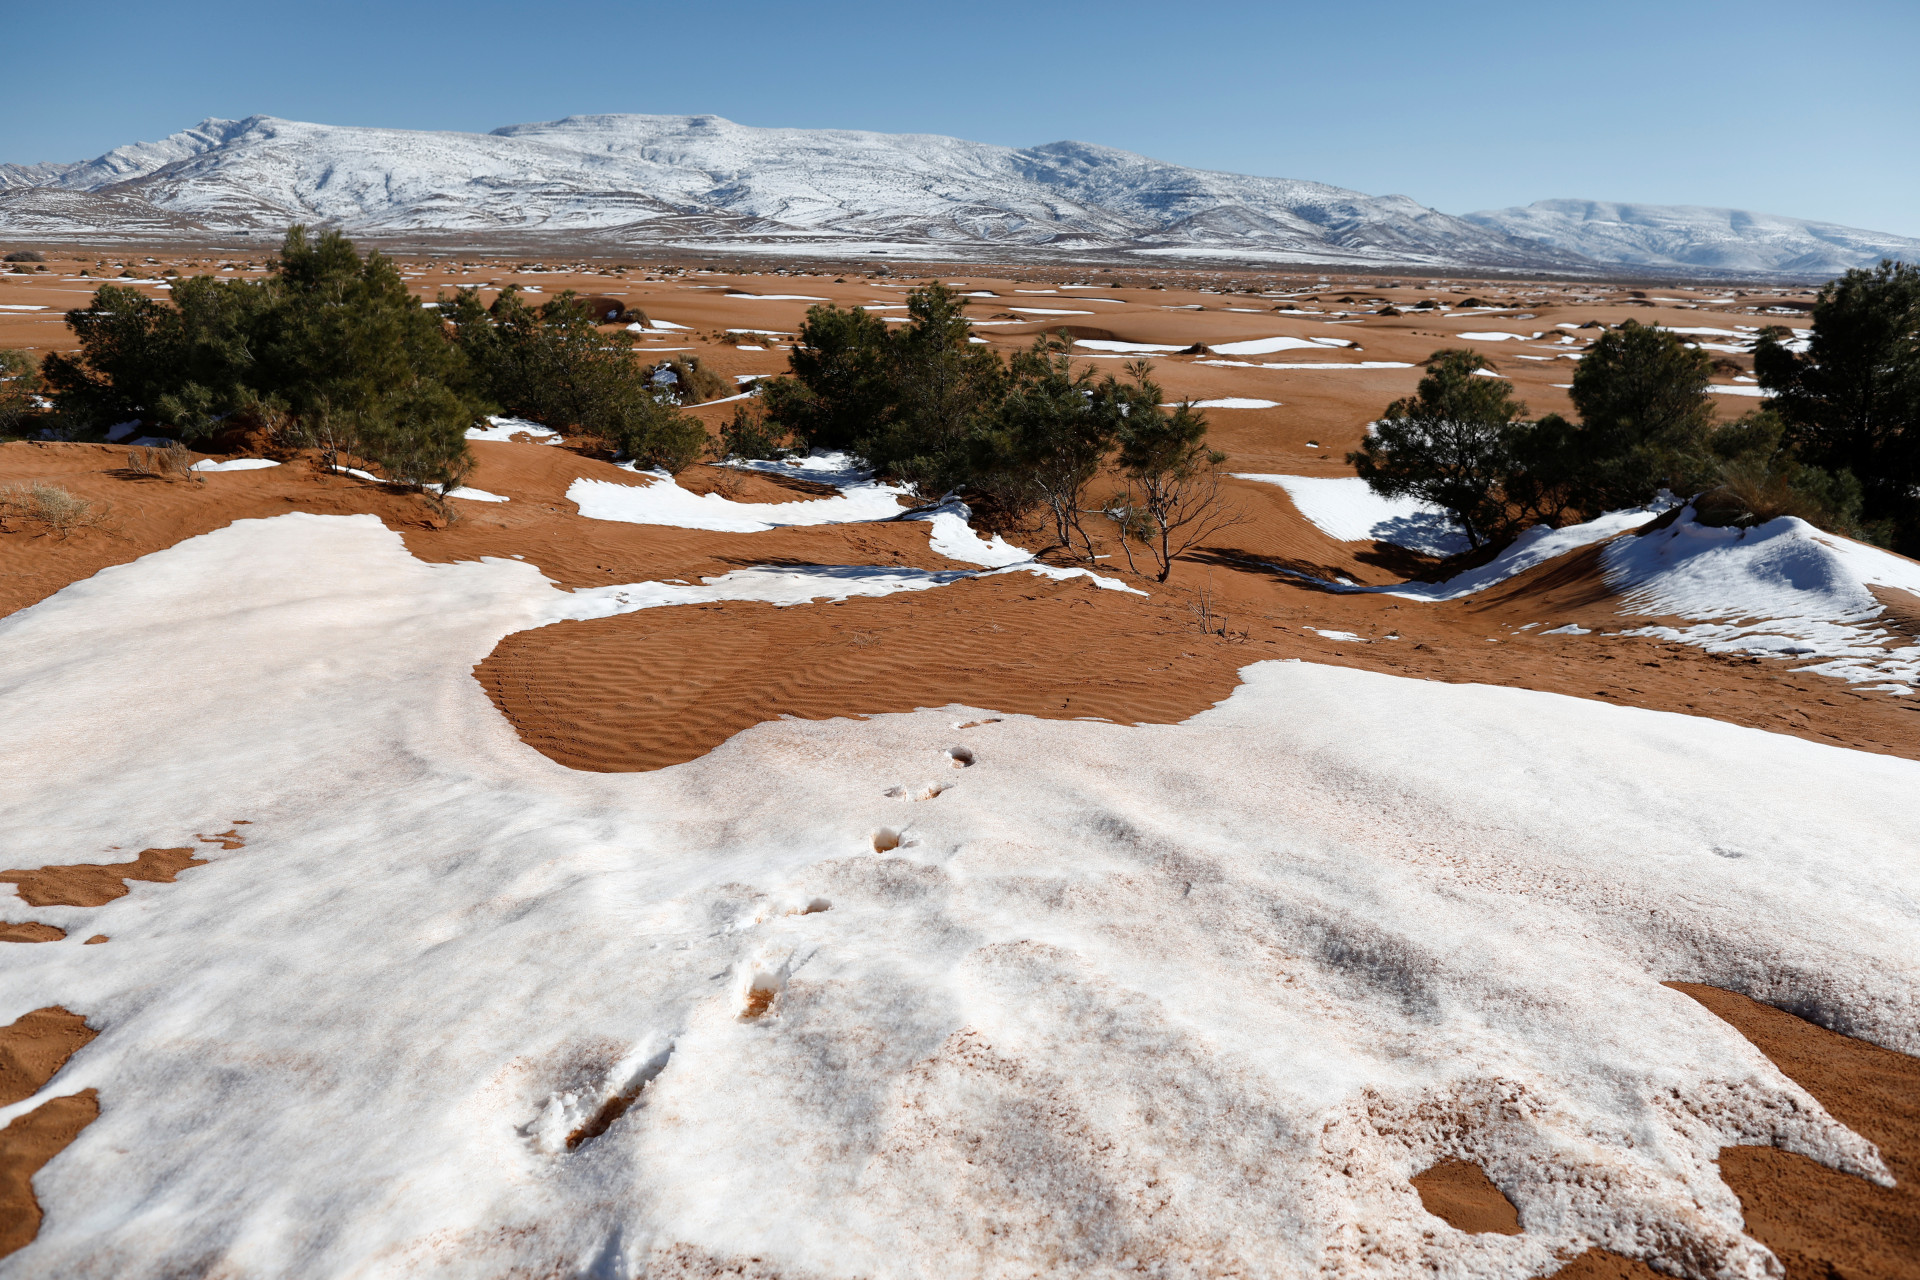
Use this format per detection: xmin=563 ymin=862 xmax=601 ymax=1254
xmin=1 ymin=513 xmax=1915 ymax=1278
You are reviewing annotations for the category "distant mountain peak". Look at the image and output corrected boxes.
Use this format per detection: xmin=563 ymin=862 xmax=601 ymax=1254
xmin=1 ymin=115 xmax=1910 ymax=278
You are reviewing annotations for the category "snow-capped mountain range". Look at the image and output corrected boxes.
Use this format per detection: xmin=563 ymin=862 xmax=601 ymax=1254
xmin=2 ymin=114 xmax=1914 ymax=278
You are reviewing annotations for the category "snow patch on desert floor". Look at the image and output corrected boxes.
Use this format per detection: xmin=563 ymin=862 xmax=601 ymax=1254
xmin=1234 ymin=474 xmax=1472 ymax=557
xmin=1208 ymin=335 xmax=1354 ymax=356
xmin=0 ymin=512 xmax=1914 ymax=1278
xmin=567 ymin=461 xmax=912 ymax=532
xmin=188 ymin=458 xmax=280 ymax=473
xmin=465 ymin=416 xmax=561 ymax=443
xmin=1192 ymin=397 xmax=1280 ymax=410
xmin=568 ymin=453 xmax=1120 ymax=584
xmin=1604 ymin=510 xmax=1920 ymax=691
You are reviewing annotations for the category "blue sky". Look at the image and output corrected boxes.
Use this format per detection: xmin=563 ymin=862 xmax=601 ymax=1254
xmin=6 ymin=0 xmax=1917 ymax=235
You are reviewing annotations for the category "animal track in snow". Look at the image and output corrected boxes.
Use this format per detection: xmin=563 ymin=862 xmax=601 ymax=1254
xmin=523 ymin=1041 xmax=675 ymax=1155
xmin=737 ymin=953 xmax=797 ymax=1020
xmin=952 ymin=717 xmax=1001 ymax=730
xmin=871 ymin=827 xmax=905 ymax=853
xmin=945 ymin=746 xmax=975 ymax=768
xmin=885 ymin=783 xmax=948 ymax=801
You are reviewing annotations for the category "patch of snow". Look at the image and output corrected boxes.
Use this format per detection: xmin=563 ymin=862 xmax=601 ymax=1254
xmin=1543 ymin=623 xmax=1592 ymax=635
xmin=1199 ymin=360 xmax=1415 ymax=371
xmin=1604 ymin=509 xmax=1920 ymax=688
xmin=1456 ymin=331 xmax=1533 ymax=341
xmin=466 ymin=417 xmax=561 ymax=443
xmin=189 ymin=458 xmax=281 ymax=473
xmin=569 ymin=471 xmax=912 ymax=533
xmin=0 ymin=513 xmax=1909 ymax=1276
xmin=1075 ymin=340 xmax=1188 ymax=354
xmin=1191 ymin=399 xmax=1280 ymax=409
xmin=1209 ymin=336 xmax=1354 ymax=356
xmin=1233 ymin=474 xmax=1471 ymax=557
xmin=1709 ymin=385 xmax=1774 ymax=397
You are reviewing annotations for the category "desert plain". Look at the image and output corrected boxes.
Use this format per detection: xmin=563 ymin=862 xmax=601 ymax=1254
xmin=0 ymin=249 xmax=1916 ymax=1280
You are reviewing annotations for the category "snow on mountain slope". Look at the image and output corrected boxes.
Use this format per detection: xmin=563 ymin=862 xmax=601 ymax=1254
xmin=1465 ymin=199 xmax=1920 ymax=275
xmin=8 ymin=115 xmax=1912 ymax=275
xmin=0 ymin=114 xmax=1568 ymax=266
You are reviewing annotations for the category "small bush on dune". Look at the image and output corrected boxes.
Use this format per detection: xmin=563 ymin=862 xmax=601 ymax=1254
xmin=0 ymin=349 xmax=42 ymax=438
xmin=44 ymin=227 xmax=478 ymax=495
xmin=446 ymin=286 xmax=705 ymax=471
xmin=646 ymin=355 xmax=730 ymax=405
xmin=1352 ymin=320 xmax=1884 ymax=554
xmin=0 ymin=482 xmax=107 ymax=536
xmin=1756 ymin=259 xmax=1920 ymax=555
xmin=3 ymin=250 xmax=45 ymax=263
xmin=128 ymin=441 xmax=197 ymax=480
xmin=710 ymin=401 xmax=796 ymax=463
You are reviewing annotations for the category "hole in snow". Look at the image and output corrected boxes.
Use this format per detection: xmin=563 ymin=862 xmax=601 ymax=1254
xmin=871 ymin=827 xmax=903 ymax=853
xmin=737 ymin=956 xmax=791 ymax=1020
xmin=946 ymin=746 xmax=975 ymax=768
xmin=798 ymin=897 xmax=831 ymax=915
xmin=952 ymin=717 xmax=1001 ymax=730
xmin=1410 ymin=1158 xmax=1522 ymax=1235
xmin=914 ymin=782 xmax=948 ymax=801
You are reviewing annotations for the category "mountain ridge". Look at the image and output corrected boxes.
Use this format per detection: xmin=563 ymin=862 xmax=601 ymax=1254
xmin=2 ymin=114 xmax=1914 ymax=278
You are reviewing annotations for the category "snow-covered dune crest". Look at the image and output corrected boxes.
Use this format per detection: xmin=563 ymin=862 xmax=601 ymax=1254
xmin=1603 ymin=508 xmax=1920 ymax=690
xmin=1 ymin=512 xmax=1915 ymax=1277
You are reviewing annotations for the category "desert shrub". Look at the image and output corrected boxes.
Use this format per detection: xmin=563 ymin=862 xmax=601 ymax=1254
xmin=0 ymin=482 xmax=106 ymax=535
xmin=759 ymin=283 xmax=1004 ymax=495
xmin=1107 ymin=368 xmax=1242 ymax=581
xmin=128 ymin=441 xmax=197 ymax=480
xmin=1693 ymin=408 xmax=1885 ymax=541
xmin=0 ymin=349 xmax=41 ymax=437
xmin=3 ymin=250 xmax=45 ymax=263
xmin=989 ymin=335 xmax=1122 ymax=557
xmin=1561 ymin=319 xmax=1718 ymax=510
xmin=1348 ymin=350 xmax=1533 ymax=548
xmin=43 ymin=227 xmax=478 ymax=493
xmin=1755 ymin=259 xmax=1920 ymax=554
xmin=447 ymin=287 xmax=707 ymax=469
xmin=710 ymin=400 xmax=795 ymax=463
xmin=645 ymin=355 xmax=729 ymax=405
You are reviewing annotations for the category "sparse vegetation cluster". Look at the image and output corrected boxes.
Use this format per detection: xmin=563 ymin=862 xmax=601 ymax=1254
xmin=26 ymin=227 xmax=720 ymax=485
xmin=731 ymin=285 xmax=1237 ymax=579
xmin=1354 ymin=264 xmax=1920 ymax=555
xmin=443 ymin=286 xmax=706 ymax=473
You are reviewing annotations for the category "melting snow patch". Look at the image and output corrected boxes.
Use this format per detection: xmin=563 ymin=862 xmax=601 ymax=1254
xmin=1603 ymin=509 xmax=1920 ymax=688
xmin=1191 ymin=398 xmax=1279 ymax=409
xmin=467 ymin=416 xmax=561 ymax=443
xmin=1075 ymin=340 xmax=1190 ymax=354
xmin=189 ymin=458 xmax=281 ymax=473
xmin=1208 ymin=336 xmax=1354 ymax=356
xmin=1199 ymin=359 xmax=1415 ymax=371
xmin=1233 ymin=474 xmax=1471 ymax=557
xmin=1543 ymin=624 xmax=1592 ymax=635
xmin=0 ymin=514 xmax=1910 ymax=1276
xmin=568 ymin=470 xmax=911 ymax=532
